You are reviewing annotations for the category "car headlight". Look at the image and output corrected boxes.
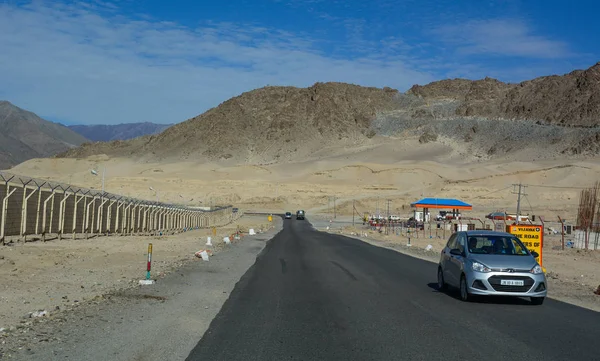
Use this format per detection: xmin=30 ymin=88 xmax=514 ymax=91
xmin=472 ymin=262 xmax=491 ymax=273
xmin=530 ymin=264 xmax=544 ymax=274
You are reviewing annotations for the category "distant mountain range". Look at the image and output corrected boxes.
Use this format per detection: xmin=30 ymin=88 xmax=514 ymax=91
xmin=0 ymin=100 xmax=173 ymax=169
xmin=68 ymin=122 xmax=172 ymax=142
xmin=0 ymin=101 xmax=88 ymax=169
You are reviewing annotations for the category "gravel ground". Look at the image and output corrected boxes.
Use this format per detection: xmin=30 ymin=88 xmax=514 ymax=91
xmin=0 ymin=218 xmax=283 ymax=361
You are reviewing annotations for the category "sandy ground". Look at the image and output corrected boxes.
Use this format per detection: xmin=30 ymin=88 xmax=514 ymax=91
xmin=310 ymin=215 xmax=600 ymax=312
xmin=0 ymin=218 xmax=283 ymax=361
xmin=0 ymin=214 xmax=276 ymax=330
xmin=4 ymin=137 xmax=600 ymax=314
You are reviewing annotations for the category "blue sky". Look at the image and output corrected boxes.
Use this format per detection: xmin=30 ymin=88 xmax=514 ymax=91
xmin=0 ymin=0 xmax=598 ymax=125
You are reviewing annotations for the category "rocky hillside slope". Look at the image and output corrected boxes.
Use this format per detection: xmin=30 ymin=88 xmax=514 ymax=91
xmin=408 ymin=62 xmax=600 ymax=127
xmin=68 ymin=122 xmax=172 ymax=142
xmin=58 ymin=83 xmax=400 ymax=163
xmin=58 ymin=62 xmax=600 ymax=163
xmin=0 ymin=101 xmax=88 ymax=169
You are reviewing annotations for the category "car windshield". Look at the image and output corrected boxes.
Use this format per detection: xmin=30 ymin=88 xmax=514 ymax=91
xmin=467 ymin=235 xmax=530 ymax=256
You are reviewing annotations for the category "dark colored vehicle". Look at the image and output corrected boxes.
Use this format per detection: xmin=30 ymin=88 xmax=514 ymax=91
xmin=232 ymin=208 xmax=239 ymax=213
xmin=285 ymin=212 xmax=292 ymax=219
xmin=296 ymin=210 xmax=305 ymax=220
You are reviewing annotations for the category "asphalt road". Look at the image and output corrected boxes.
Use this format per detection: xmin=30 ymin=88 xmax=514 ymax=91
xmin=187 ymin=217 xmax=599 ymax=361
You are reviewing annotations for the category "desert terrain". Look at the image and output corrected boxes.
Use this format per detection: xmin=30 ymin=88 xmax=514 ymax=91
xmin=2 ymin=64 xmax=600 ymax=336
xmin=0 ymin=214 xmax=276 ymax=331
xmin=5 ymin=133 xmax=600 ymax=314
xmin=11 ymin=134 xmax=600 ymax=221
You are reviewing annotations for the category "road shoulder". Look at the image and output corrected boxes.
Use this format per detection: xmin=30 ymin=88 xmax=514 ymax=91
xmin=0 ymin=219 xmax=283 ymax=361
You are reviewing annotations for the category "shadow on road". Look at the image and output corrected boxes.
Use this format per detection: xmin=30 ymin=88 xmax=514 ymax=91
xmin=426 ymin=283 xmax=534 ymax=306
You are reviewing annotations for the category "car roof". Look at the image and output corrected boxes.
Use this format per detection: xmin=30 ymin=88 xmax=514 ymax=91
xmin=463 ymin=230 xmax=515 ymax=237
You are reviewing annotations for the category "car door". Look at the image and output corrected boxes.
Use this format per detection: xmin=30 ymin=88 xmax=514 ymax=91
xmin=447 ymin=233 xmax=467 ymax=287
xmin=441 ymin=233 xmax=457 ymax=285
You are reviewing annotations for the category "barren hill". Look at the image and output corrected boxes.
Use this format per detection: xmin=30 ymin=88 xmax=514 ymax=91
xmin=68 ymin=122 xmax=172 ymax=142
xmin=58 ymin=83 xmax=399 ymax=163
xmin=407 ymin=62 xmax=600 ymax=126
xmin=0 ymin=101 xmax=88 ymax=169
xmin=58 ymin=62 xmax=600 ymax=163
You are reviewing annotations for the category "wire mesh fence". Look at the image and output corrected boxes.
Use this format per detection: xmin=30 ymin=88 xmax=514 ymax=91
xmin=0 ymin=171 xmax=237 ymax=244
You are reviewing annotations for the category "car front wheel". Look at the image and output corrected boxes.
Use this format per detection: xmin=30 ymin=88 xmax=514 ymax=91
xmin=459 ymin=275 xmax=472 ymax=302
xmin=437 ymin=267 xmax=447 ymax=291
xmin=531 ymin=297 xmax=545 ymax=305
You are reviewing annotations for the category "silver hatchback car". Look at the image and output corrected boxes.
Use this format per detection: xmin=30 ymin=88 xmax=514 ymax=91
xmin=437 ymin=230 xmax=547 ymax=305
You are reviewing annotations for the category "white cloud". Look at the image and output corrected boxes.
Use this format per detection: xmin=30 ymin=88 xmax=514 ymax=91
xmin=0 ymin=1 xmax=434 ymax=125
xmin=433 ymin=19 xmax=570 ymax=59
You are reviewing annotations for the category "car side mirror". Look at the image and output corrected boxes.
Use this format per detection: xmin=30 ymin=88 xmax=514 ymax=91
xmin=530 ymin=251 xmax=539 ymax=258
xmin=450 ymin=249 xmax=463 ymax=256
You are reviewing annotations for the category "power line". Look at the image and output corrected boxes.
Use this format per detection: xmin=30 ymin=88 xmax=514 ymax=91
xmin=473 ymin=186 xmax=513 ymax=199
xmin=524 ymin=194 xmax=535 ymax=215
xmin=526 ymin=184 xmax=591 ymax=190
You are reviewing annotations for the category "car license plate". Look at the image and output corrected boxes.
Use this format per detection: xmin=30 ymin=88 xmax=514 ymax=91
xmin=500 ymin=279 xmax=524 ymax=286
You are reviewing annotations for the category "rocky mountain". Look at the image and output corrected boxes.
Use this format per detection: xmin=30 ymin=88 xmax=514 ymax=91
xmin=57 ymin=82 xmax=400 ymax=162
xmin=57 ymin=62 xmax=600 ymax=163
xmin=407 ymin=62 xmax=600 ymax=127
xmin=0 ymin=101 xmax=88 ymax=169
xmin=68 ymin=122 xmax=172 ymax=142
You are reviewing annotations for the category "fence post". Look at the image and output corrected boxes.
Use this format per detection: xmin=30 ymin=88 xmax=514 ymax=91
xmin=90 ymin=196 xmax=98 ymax=236
xmin=58 ymin=190 xmax=72 ymax=240
xmin=73 ymin=191 xmax=86 ymax=239
xmin=82 ymin=195 xmax=88 ymax=236
xmin=35 ymin=186 xmax=43 ymax=235
xmin=157 ymin=206 xmax=163 ymax=232
xmin=1 ymin=181 xmax=17 ymax=245
xmin=106 ymin=197 xmax=116 ymax=235
xmin=121 ymin=202 xmax=130 ymax=235
xmin=165 ymin=208 xmax=170 ymax=232
xmin=85 ymin=196 xmax=95 ymax=239
xmin=96 ymin=197 xmax=108 ymax=235
xmin=137 ymin=204 xmax=143 ymax=235
xmin=142 ymin=204 xmax=148 ymax=235
xmin=41 ymin=189 xmax=56 ymax=242
xmin=49 ymin=189 xmax=57 ymax=235
xmin=21 ymin=183 xmax=39 ymax=243
xmin=115 ymin=199 xmax=122 ymax=234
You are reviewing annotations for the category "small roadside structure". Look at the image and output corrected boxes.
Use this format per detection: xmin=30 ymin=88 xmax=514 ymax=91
xmin=410 ymin=198 xmax=472 ymax=222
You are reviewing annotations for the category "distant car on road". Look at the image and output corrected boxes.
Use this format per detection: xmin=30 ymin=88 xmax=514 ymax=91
xmin=437 ymin=230 xmax=547 ymax=305
xmin=296 ymin=210 xmax=305 ymax=220
xmin=285 ymin=212 xmax=292 ymax=219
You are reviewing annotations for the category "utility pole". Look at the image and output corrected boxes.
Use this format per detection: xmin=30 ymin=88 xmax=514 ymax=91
xmin=386 ymin=199 xmax=391 ymax=235
xmin=352 ymin=199 xmax=355 ymax=227
xmin=387 ymin=199 xmax=391 ymax=220
xmin=334 ymin=196 xmax=337 ymax=219
xmin=512 ymin=183 xmax=527 ymax=224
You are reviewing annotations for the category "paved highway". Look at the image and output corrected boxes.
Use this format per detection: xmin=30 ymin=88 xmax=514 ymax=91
xmin=187 ymin=217 xmax=598 ymax=361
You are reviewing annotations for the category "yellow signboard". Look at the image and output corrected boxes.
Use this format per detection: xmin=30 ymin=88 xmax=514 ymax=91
xmin=507 ymin=224 xmax=543 ymax=266
xmin=268 ymin=215 xmax=273 ymax=222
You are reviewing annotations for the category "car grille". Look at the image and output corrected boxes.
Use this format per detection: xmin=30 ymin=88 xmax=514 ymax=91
xmin=488 ymin=275 xmax=534 ymax=293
